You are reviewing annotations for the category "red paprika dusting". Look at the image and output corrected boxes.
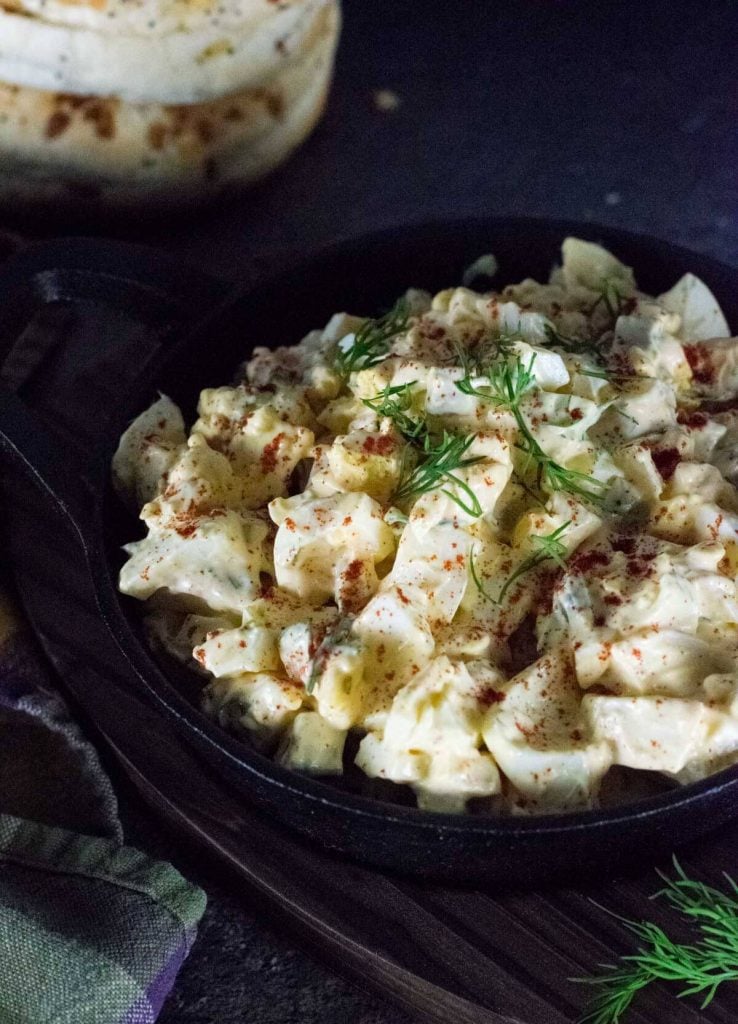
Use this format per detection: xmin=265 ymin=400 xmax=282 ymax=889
xmin=477 ymin=686 xmax=506 ymax=707
xmin=611 ymin=535 xmax=636 ymax=555
xmin=597 ymin=641 xmax=612 ymax=661
xmin=343 ymin=559 xmax=363 ymax=582
xmin=570 ymin=549 xmax=609 ymax=573
xmin=708 ymin=513 xmax=724 ymax=541
xmin=530 ymin=566 xmax=563 ymax=616
xmin=261 ymin=432 xmax=286 ymax=474
xmin=615 ymin=534 xmax=659 ymax=581
xmin=684 ymin=344 xmax=715 ymax=385
xmin=362 ymin=435 xmax=395 ymax=455
xmin=421 ymin=323 xmax=446 ymax=341
xmin=570 ymin=407 xmax=584 ymax=422
xmin=626 ymin=557 xmax=655 ymax=579
xmin=307 ymin=625 xmax=329 ymax=659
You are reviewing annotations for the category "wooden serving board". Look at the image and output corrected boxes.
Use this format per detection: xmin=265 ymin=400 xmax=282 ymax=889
xmin=3 ymin=235 xmax=738 ymax=1024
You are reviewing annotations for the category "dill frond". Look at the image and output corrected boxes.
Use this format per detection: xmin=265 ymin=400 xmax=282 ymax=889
xmin=361 ymin=381 xmax=424 ymax=441
xmin=544 ymin=322 xmax=600 ymax=356
xmin=456 ymin=349 xmax=537 ymax=405
xmin=395 ymin=431 xmax=485 ymax=517
xmin=470 ymin=521 xmax=571 ymax=605
xmin=334 ymin=298 xmax=410 ymax=376
xmin=306 ymin=617 xmax=355 ymax=694
xmin=575 ymin=860 xmax=738 ymax=1024
xmin=455 ymin=348 xmax=606 ymax=504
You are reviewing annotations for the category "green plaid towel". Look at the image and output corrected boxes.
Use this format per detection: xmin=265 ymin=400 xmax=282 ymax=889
xmin=0 ymin=584 xmax=206 ymax=1024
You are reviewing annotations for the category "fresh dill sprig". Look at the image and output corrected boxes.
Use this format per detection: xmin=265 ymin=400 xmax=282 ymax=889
xmin=515 ymin=427 xmax=607 ymax=503
xmin=470 ymin=520 xmax=570 ymax=605
xmin=362 ymin=380 xmax=486 ymax=517
xmin=655 ymin=859 xmax=738 ymax=942
xmin=575 ymin=858 xmax=738 ymax=1024
xmin=615 ymin=407 xmax=639 ymax=426
xmin=544 ymin=279 xmax=630 ymax=356
xmin=334 ymin=298 xmax=410 ymax=377
xmin=590 ymin=276 xmax=626 ymax=321
xmin=306 ymin=617 xmax=355 ymax=695
xmin=577 ymin=368 xmax=645 ymax=383
xmin=456 ymin=349 xmax=538 ymax=405
xmin=577 ymin=369 xmax=610 ymax=380
xmin=544 ymin=322 xmax=600 ymax=356
xmin=455 ymin=350 xmax=606 ymax=504
xmin=361 ymin=381 xmax=424 ymax=441
xmin=395 ymin=431 xmax=485 ymax=517
xmin=576 ymin=926 xmax=708 ymax=1024
xmin=454 ymin=330 xmax=520 ymax=377
xmin=468 ymin=546 xmax=497 ymax=603
xmin=542 ymin=327 xmax=644 ymax=386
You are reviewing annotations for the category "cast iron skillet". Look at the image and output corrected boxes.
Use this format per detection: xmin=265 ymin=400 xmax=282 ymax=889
xmin=1 ymin=218 xmax=738 ymax=886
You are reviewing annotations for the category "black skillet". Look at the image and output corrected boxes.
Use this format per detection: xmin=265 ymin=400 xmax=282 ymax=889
xmin=1 ymin=218 xmax=737 ymax=887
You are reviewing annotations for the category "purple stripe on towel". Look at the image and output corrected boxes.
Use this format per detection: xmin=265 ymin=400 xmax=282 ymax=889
xmin=119 ymin=928 xmax=198 ymax=1024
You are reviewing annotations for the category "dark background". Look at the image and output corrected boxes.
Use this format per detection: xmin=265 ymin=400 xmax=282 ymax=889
xmin=21 ymin=1 xmax=738 ymax=1021
xmin=149 ymin=0 xmax=738 ymax=280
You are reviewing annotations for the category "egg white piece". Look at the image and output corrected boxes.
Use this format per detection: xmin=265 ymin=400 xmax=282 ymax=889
xmin=118 ymin=237 xmax=738 ymax=814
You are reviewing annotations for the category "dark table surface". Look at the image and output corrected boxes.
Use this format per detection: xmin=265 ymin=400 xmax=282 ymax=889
xmin=150 ymin=0 xmax=738 ymax=277
xmin=16 ymin=1 xmax=738 ymax=1021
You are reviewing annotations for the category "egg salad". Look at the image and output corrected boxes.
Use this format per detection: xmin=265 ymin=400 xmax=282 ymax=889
xmin=114 ymin=238 xmax=738 ymax=815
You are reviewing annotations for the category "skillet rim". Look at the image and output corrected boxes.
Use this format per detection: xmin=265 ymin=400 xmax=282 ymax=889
xmin=92 ymin=215 xmax=738 ymax=840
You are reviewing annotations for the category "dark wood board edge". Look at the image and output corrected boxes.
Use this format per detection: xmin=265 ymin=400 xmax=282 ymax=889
xmin=104 ymin=733 xmax=525 ymax=1024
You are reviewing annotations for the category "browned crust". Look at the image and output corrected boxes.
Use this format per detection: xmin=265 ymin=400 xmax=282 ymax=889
xmin=0 ymin=0 xmax=339 ymax=206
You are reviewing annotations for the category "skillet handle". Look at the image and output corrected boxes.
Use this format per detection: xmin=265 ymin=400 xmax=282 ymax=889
xmin=0 ymin=237 xmax=237 ymax=534
xmin=0 ymin=236 xmax=236 ymax=362
xmin=0 ymin=384 xmax=93 ymax=543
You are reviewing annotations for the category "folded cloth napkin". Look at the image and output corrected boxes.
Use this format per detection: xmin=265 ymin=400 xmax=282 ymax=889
xmin=0 ymin=577 xmax=206 ymax=1023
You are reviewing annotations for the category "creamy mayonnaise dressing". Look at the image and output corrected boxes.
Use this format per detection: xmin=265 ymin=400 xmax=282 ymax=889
xmin=114 ymin=238 xmax=738 ymax=815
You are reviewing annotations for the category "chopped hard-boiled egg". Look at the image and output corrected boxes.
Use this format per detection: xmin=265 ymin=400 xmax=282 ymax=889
xmin=116 ymin=237 xmax=738 ymax=815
